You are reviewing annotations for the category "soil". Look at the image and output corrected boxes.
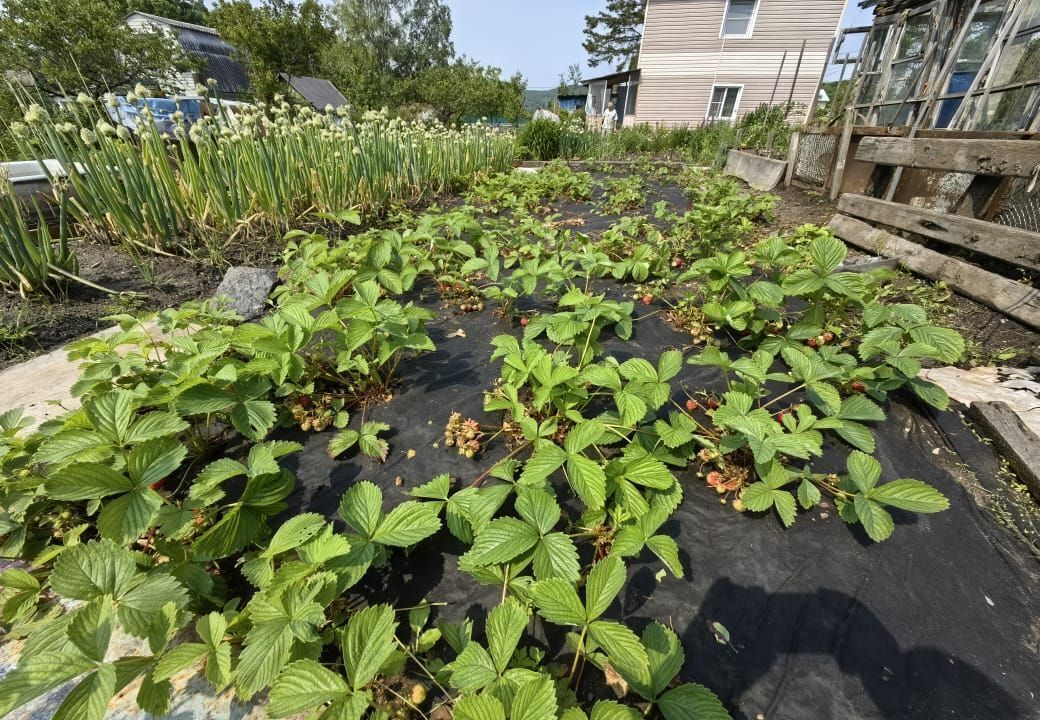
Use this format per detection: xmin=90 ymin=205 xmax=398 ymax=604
xmin=0 ymin=239 xmax=222 ymax=369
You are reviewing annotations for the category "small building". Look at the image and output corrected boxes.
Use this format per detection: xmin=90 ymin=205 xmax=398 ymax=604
xmin=629 ymin=0 xmax=846 ymax=125
xmin=584 ymin=69 xmax=641 ymax=129
xmin=557 ymin=94 xmax=587 ymax=111
xmin=279 ymin=74 xmax=348 ymax=110
xmin=125 ymin=11 xmax=250 ymax=99
xmin=555 ymin=85 xmax=589 ymax=112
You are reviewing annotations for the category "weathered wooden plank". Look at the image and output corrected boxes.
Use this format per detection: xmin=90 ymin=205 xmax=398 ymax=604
xmin=968 ymin=401 xmax=1040 ymax=502
xmin=828 ymin=214 xmax=1040 ymax=330
xmin=856 ymin=137 xmax=1040 ymax=177
xmin=837 ymin=193 xmax=1040 ymax=272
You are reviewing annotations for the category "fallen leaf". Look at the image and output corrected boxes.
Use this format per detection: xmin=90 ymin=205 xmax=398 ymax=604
xmin=602 ymin=662 xmax=629 ymax=698
xmin=711 ymin=621 xmax=731 ymax=645
xmin=447 ymin=329 xmax=467 ymax=338
xmin=407 ymin=449 xmax=417 ymax=459
xmin=394 ymin=476 xmax=403 ymax=487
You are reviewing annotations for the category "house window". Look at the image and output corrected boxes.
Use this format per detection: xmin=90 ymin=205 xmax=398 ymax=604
xmin=722 ymin=0 xmax=759 ymax=38
xmin=707 ymin=85 xmax=742 ymax=121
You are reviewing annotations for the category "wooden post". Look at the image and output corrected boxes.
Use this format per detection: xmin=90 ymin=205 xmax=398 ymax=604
xmin=805 ymin=35 xmax=838 ymax=124
xmin=769 ymin=51 xmax=789 ymax=107
xmin=785 ymin=130 xmax=802 ymax=186
xmin=785 ymin=39 xmax=808 ymax=118
xmin=830 ymin=108 xmax=856 ymax=200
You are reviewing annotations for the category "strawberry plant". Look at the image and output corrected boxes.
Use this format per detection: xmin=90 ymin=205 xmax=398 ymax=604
xmin=0 ymin=160 xmax=975 ymax=720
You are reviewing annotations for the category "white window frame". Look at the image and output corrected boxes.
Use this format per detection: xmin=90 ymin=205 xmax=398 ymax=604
xmin=720 ymin=0 xmax=760 ymax=39
xmin=705 ymin=84 xmax=744 ymax=122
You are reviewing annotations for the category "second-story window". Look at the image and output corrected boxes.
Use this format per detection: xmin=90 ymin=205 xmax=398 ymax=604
xmin=722 ymin=0 xmax=759 ymax=38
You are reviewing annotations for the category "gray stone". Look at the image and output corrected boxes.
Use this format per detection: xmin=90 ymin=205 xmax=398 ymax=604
xmin=213 ymin=266 xmax=278 ymax=320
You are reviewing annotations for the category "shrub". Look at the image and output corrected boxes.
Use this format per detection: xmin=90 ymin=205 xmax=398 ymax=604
xmin=517 ymin=118 xmax=562 ymax=160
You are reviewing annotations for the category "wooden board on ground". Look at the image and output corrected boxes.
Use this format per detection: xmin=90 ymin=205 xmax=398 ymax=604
xmin=968 ymin=401 xmax=1040 ymax=502
xmin=828 ymin=214 xmax=1040 ymax=330
xmin=856 ymin=136 xmax=1040 ymax=178
xmin=837 ymin=193 xmax=1040 ymax=272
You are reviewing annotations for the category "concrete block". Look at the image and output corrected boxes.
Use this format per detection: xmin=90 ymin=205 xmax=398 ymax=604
xmin=724 ymin=149 xmax=788 ymax=191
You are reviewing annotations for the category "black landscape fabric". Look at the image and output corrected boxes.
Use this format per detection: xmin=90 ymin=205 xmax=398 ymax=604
xmin=277 ymin=275 xmax=1040 ymax=720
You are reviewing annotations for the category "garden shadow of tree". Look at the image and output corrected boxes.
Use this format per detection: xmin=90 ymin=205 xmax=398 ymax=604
xmin=676 ymin=578 xmax=1023 ymax=720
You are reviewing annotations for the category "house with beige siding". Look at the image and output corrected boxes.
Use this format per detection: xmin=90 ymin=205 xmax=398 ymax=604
xmin=588 ymin=0 xmax=846 ymax=126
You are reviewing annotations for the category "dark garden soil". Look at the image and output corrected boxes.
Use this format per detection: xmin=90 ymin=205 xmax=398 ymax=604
xmin=0 ymin=239 xmax=222 ymax=369
xmin=276 ymin=275 xmax=1040 ymax=720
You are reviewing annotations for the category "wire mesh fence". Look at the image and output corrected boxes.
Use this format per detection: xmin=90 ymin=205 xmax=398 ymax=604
xmin=994 ymin=178 xmax=1040 ymax=234
xmin=793 ymin=132 xmax=837 ymax=187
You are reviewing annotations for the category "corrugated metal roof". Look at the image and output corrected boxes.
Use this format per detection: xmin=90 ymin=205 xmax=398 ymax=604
xmin=279 ymin=74 xmax=348 ymax=108
xmin=125 ymin=11 xmax=220 ymax=36
xmin=126 ymin=10 xmax=249 ymax=96
xmin=582 ymin=69 xmax=641 ymax=86
xmin=202 ymin=54 xmax=251 ymax=96
xmin=179 ymin=28 xmax=236 ymax=57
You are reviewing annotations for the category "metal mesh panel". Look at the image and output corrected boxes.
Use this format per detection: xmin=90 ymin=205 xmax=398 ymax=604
xmin=794 ymin=133 xmax=837 ymax=186
xmin=993 ymin=178 xmax=1040 ymax=234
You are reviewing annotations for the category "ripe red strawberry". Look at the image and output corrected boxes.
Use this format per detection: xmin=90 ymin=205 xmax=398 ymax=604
xmin=822 ymin=331 xmax=835 ymax=344
xmin=641 ymin=294 xmax=654 ymax=306
xmin=851 ymin=381 xmax=866 ymax=393
xmin=807 ymin=337 xmax=819 ymax=349
xmin=775 ymin=410 xmax=788 ymax=423
xmin=706 ymin=471 xmax=724 ymax=487
xmin=706 ymin=397 xmax=720 ymax=410
xmin=686 ymin=399 xmax=699 ymax=411
xmin=519 ymin=317 xmax=529 ymax=327
xmin=149 ymin=479 xmax=166 ymax=491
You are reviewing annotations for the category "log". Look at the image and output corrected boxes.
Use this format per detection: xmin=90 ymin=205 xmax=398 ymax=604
xmin=828 ymin=214 xmax=1040 ymax=330
xmin=856 ymin=137 xmax=1040 ymax=178
xmin=968 ymin=401 xmax=1040 ymax=502
xmin=837 ymin=193 xmax=1040 ymax=272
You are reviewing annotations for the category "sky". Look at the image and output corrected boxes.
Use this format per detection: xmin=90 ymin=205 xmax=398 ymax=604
xmin=443 ymin=0 xmax=876 ymax=89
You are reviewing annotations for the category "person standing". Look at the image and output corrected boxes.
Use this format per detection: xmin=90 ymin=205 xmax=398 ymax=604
xmin=602 ymin=101 xmax=618 ymax=132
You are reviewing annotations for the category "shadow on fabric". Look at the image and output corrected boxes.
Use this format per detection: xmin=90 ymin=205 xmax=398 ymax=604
xmin=678 ymin=578 xmax=1023 ymax=720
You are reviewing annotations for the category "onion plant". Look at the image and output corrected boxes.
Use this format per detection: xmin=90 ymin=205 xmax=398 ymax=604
xmin=0 ymin=183 xmax=97 ymax=297
xmin=11 ymin=97 xmax=515 ymax=261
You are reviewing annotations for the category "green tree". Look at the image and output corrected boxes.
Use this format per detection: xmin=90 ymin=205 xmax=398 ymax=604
xmin=320 ymin=41 xmax=390 ymax=111
xmin=122 ymin=0 xmax=209 ymax=24
xmin=583 ymin=0 xmax=647 ymax=70
xmin=557 ymin=63 xmax=585 ymax=96
xmin=210 ymin=0 xmax=335 ymax=102
xmin=416 ymin=59 xmax=525 ymax=125
xmin=335 ymin=0 xmax=453 ymax=77
xmin=0 ymin=0 xmax=186 ymax=97
xmin=328 ymin=0 xmax=454 ymax=108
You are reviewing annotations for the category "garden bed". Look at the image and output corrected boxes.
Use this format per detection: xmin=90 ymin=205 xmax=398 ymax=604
xmin=0 ymin=240 xmax=222 ymax=369
xmin=280 ymin=278 xmax=1040 ymax=719
xmin=2 ymin=162 xmax=1039 ymax=720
